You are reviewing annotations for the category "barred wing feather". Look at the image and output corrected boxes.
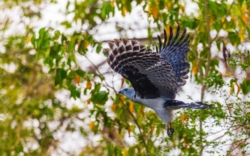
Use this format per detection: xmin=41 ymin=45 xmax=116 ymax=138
xmin=158 ymin=26 xmax=190 ymax=90
xmin=104 ymin=39 xmax=178 ymax=99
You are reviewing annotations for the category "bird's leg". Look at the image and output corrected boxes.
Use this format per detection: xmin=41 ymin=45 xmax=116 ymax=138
xmin=167 ymin=122 xmax=175 ymax=136
xmin=169 ymin=122 xmax=174 ymax=133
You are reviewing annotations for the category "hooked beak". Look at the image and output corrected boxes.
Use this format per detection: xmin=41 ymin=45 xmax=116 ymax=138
xmin=118 ymin=90 xmax=123 ymax=94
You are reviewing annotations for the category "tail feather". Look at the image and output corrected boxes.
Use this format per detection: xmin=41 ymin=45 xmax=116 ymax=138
xmin=164 ymin=100 xmax=212 ymax=110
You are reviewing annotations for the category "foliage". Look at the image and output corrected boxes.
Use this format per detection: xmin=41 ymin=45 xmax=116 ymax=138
xmin=0 ymin=0 xmax=250 ymax=155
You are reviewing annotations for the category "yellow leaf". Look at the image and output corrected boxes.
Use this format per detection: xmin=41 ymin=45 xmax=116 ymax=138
xmin=222 ymin=18 xmax=226 ymax=28
xmin=230 ymin=83 xmax=234 ymax=95
xmin=87 ymin=98 xmax=91 ymax=104
xmin=152 ymin=6 xmax=158 ymax=19
xmin=75 ymin=75 xmax=80 ymax=85
xmin=235 ymin=82 xmax=241 ymax=96
xmin=84 ymin=40 xmax=89 ymax=49
xmin=239 ymin=28 xmax=245 ymax=41
xmin=223 ymin=23 xmax=226 ymax=29
xmin=180 ymin=114 xmax=188 ymax=120
xmin=121 ymin=78 xmax=125 ymax=88
xmin=180 ymin=114 xmax=189 ymax=125
xmin=151 ymin=123 xmax=155 ymax=132
xmin=120 ymin=94 xmax=125 ymax=100
xmin=210 ymin=18 xmax=214 ymax=27
xmin=179 ymin=4 xmax=184 ymax=12
xmin=242 ymin=14 xmax=248 ymax=25
xmin=111 ymin=0 xmax=115 ymax=7
xmin=86 ymin=81 xmax=92 ymax=89
xmin=122 ymin=149 xmax=128 ymax=156
xmin=122 ymin=6 xmax=126 ymax=17
xmin=165 ymin=25 xmax=170 ymax=36
xmin=128 ymin=126 xmax=132 ymax=133
xmin=148 ymin=4 xmax=151 ymax=13
xmin=224 ymin=71 xmax=233 ymax=77
xmin=221 ymin=17 xmax=225 ymax=23
xmin=119 ymin=101 xmax=124 ymax=107
xmin=154 ymin=0 xmax=158 ymax=3
xmin=89 ymin=121 xmax=95 ymax=130
xmin=129 ymin=101 xmax=134 ymax=113
xmin=26 ymin=35 xmax=32 ymax=44
xmin=140 ymin=107 xmax=145 ymax=117
xmin=166 ymin=2 xmax=172 ymax=10
xmin=231 ymin=16 xmax=237 ymax=25
xmin=192 ymin=62 xmax=198 ymax=76
xmin=111 ymin=103 xmax=116 ymax=112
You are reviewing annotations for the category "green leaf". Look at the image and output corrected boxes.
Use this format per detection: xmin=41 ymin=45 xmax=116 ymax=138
xmin=68 ymin=40 xmax=74 ymax=53
xmin=39 ymin=27 xmax=45 ymax=38
xmin=55 ymin=68 xmax=67 ymax=86
xmin=239 ymin=0 xmax=244 ymax=6
xmin=54 ymin=30 xmax=61 ymax=38
xmin=61 ymin=21 xmax=72 ymax=28
xmin=69 ymin=85 xmax=81 ymax=99
xmin=240 ymin=79 xmax=250 ymax=94
xmin=228 ymin=31 xmax=238 ymax=44
xmin=246 ymin=26 xmax=250 ymax=38
xmin=96 ymin=42 xmax=102 ymax=53
xmin=61 ymin=34 xmax=67 ymax=43
xmin=31 ymin=35 xmax=36 ymax=47
xmin=91 ymin=91 xmax=108 ymax=105
xmin=182 ymin=18 xmax=198 ymax=29
xmin=76 ymin=69 xmax=85 ymax=77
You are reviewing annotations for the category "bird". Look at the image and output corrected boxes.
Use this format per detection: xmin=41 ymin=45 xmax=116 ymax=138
xmin=103 ymin=26 xmax=212 ymax=136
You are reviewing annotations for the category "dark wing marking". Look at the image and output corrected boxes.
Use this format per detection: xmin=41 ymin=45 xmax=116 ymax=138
xmin=158 ymin=26 xmax=190 ymax=90
xmin=164 ymin=100 xmax=212 ymax=109
xmin=105 ymin=39 xmax=177 ymax=99
xmin=121 ymin=65 xmax=160 ymax=98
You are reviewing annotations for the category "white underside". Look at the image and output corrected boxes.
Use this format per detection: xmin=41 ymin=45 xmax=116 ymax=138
xmin=130 ymin=96 xmax=174 ymax=126
xmin=133 ymin=96 xmax=165 ymax=109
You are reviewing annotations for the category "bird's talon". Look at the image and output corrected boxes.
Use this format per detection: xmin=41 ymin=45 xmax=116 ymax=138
xmin=169 ymin=127 xmax=174 ymax=134
xmin=167 ymin=128 xmax=174 ymax=136
xmin=167 ymin=123 xmax=174 ymax=136
xmin=167 ymin=129 xmax=173 ymax=136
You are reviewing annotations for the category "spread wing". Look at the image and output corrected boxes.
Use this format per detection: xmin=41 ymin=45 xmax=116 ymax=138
xmin=157 ymin=26 xmax=190 ymax=90
xmin=104 ymin=39 xmax=178 ymax=99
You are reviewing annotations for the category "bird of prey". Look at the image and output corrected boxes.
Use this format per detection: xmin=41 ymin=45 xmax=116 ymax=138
xmin=104 ymin=26 xmax=212 ymax=136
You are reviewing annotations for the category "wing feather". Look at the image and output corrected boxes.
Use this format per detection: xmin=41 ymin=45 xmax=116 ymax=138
xmin=105 ymin=39 xmax=178 ymax=99
xmin=159 ymin=26 xmax=190 ymax=90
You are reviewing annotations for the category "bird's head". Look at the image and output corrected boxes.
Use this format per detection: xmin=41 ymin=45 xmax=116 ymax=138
xmin=118 ymin=88 xmax=135 ymax=100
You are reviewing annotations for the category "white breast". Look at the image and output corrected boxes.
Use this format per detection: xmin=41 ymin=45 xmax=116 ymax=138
xmin=131 ymin=96 xmax=174 ymax=126
xmin=132 ymin=96 xmax=165 ymax=110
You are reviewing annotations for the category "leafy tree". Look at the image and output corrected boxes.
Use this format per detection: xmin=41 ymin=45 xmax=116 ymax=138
xmin=0 ymin=0 xmax=250 ymax=155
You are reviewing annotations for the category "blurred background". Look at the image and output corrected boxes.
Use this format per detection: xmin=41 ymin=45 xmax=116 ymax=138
xmin=0 ymin=0 xmax=250 ymax=155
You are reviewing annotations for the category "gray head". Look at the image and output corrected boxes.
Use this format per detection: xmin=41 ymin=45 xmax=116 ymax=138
xmin=118 ymin=88 xmax=135 ymax=100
